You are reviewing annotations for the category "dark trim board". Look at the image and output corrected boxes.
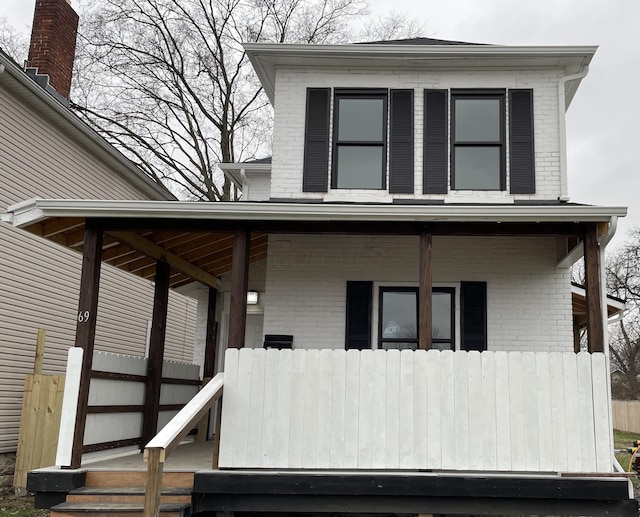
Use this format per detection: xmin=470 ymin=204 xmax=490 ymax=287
xmin=27 ymin=468 xmax=87 ymax=509
xmin=192 ymin=471 xmax=637 ymax=517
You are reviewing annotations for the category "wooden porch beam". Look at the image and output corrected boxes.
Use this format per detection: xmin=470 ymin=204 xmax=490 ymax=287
xmin=419 ymin=229 xmax=433 ymax=350
xmin=228 ymin=228 xmax=251 ymax=349
xmin=204 ymin=287 xmax=219 ymax=378
xmin=141 ymin=261 xmax=171 ymax=447
xmin=70 ymin=219 xmax=103 ymax=469
xmin=107 ymin=231 xmax=221 ymax=290
xmin=584 ymin=224 xmax=604 ymax=353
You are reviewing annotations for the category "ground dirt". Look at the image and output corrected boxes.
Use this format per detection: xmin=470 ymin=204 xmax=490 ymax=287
xmin=0 ymin=489 xmax=48 ymax=517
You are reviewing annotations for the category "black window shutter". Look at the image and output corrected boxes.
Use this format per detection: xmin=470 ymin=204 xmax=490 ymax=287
xmin=423 ymin=89 xmax=448 ymax=194
xmin=303 ymin=88 xmax=330 ymax=192
xmin=389 ymin=89 xmax=414 ymax=193
xmin=345 ymin=281 xmax=372 ymax=350
xmin=509 ymin=89 xmax=535 ymax=194
xmin=460 ymin=281 xmax=487 ymax=351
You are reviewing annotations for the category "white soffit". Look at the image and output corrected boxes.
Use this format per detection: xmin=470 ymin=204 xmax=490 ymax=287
xmin=5 ymin=199 xmax=627 ymax=229
xmin=243 ymin=43 xmax=597 ymax=103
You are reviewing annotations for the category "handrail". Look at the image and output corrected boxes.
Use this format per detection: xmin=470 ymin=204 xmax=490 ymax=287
xmin=143 ymin=372 xmax=224 ymax=517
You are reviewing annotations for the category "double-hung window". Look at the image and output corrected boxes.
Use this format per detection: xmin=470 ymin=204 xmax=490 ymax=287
xmin=332 ymin=89 xmax=387 ymax=189
xmin=451 ymin=90 xmax=506 ymax=190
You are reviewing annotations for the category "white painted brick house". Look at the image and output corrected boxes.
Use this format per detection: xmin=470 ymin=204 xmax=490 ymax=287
xmin=3 ymin=38 xmax=634 ymax=516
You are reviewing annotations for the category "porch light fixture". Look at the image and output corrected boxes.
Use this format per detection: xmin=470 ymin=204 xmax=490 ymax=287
xmin=247 ymin=290 xmax=259 ymax=305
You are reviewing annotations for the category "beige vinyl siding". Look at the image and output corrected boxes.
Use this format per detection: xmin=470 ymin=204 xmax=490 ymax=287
xmin=0 ymin=85 xmax=196 ymax=453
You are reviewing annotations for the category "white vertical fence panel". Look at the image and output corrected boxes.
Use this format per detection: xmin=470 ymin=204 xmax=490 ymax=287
xmin=56 ymin=348 xmax=83 ymax=467
xmin=217 ymin=349 xmax=613 ymax=473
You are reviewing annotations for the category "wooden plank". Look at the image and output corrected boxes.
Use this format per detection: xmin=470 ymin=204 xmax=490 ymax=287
xmin=439 ymin=350 xmax=454 ymax=469
xmin=329 ymin=350 xmax=346 ymax=469
xmin=562 ymin=352 xmax=582 ymax=472
xmin=46 ymin=375 xmax=66 ymax=467
xmin=494 ymin=351 xmax=511 ymax=471
xmin=535 ymin=352 xmax=554 ymax=472
xmin=302 ymin=350 xmax=320 ymax=468
xmin=30 ymin=376 xmax=50 ymax=471
xmin=316 ymin=349 xmax=333 ymax=468
xmin=344 ymin=350 xmax=360 ymax=468
xmin=371 ymin=350 xmax=387 ymax=469
xmin=21 ymin=374 xmax=42 ymax=483
xmin=143 ymin=448 xmax=164 ymax=517
xmin=412 ymin=350 xmax=428 ymax=468
xmin=467 ymin=351 xmax=483 ymax=470
xmin=246 ymin=349 xmax=266 ymax=467
xmin=288 ymin=349 xmax=306 ymax=467
xmin=13 ymin=374 xmax=33 ymax=488
xmin=71 ymin=220 xmax=103 ymax=468
xmin=357 ymin=350 xmax=374 ymax=469
xmin=577 ymin=352 xmax=596 ymax=471
xmin=56 ymin=348 xmax=83 ymax=467
xmin=399 ymin=350 xmax=414 ymax=469
xmin=549 ymin=352 xmax=568 ymax=472
xmin=260 ymin=349 xmax=279 ymax=467
xmin=203 ymin=287 xmax=219 ymax=379
xmin=384 ymin=349 xmax=400 ymax=469
xmin=34 ymin=329 xmax=46 ymax=375
xmin=522 ymin=351 xmax=540 ymax=471
xmin=228 ymin=228 xmax=250 ymax=349
xmin=212 ymin=397 xmax=223 ymax=468
xmin=591 ymin=353 xmax=612 ymax=472
xmin=142 ymin=260 xmax=171 ymax=447
xmin=418 ymin=230 xmax=433 ymax=350
xmin=232 ymin=349 xmax=253 ymax=467
xmin=107 ymin=230 xmax=222 ymax=290
xmin=274 ymin=349 xmax=292 ymax=468
xmin=453 ymin=351 xmax=469 ymax=470
xmin=508 ymin=352 xmax=525 ymax=471
xmin=218 ymin=349 xmax=239 ymax=468
xmin=481 ymin=351 xmax=497 ymax=471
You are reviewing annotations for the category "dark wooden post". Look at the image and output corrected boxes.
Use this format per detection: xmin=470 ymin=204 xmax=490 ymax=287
xmin=584 ymin=224 xmax=604 ymax=353
xmin=203 ymin=287 xmax=219 ymax=378
xmin=141 ymin=260 xmax=171 ymax=447
xmin=228 ymin=228 xmax=250 ymax=349
xmin=70 ymin=219 xmax=103 ymax=469
xmin=419 ymin=228 xmax=433 ymax=350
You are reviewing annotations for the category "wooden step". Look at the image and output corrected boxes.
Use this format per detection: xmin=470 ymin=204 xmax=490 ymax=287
xmin=66 ymin=487 xmax=191 ymax=505
xmin=84 ymin=471 xmax=194 ymax=489
xmin=50 ymin=502 xmax=190 ymax=517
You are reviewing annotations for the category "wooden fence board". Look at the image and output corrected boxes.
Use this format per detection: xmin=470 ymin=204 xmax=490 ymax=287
xmin=13 ymin=374 xmax=65 ymax=489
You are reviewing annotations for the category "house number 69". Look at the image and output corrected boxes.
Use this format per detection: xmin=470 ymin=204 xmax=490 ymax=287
xmin=77 ymin=311 xmax=90 ymax=323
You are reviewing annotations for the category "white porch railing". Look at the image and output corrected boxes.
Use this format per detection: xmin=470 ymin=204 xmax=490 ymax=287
xmin=219 ymin=348 xmax=612 ymax=473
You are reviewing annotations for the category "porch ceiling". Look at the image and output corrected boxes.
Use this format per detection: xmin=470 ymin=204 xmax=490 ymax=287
xmin=2 ymin=198 xmax=626 ymax=289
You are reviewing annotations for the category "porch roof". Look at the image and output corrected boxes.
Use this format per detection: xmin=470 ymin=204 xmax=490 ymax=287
xmin=1 ymin=198 xmax=627 ymax=289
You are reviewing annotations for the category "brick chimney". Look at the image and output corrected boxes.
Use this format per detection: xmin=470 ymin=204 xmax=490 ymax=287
xmin=27 ymin=0 xmax=79 ymax=99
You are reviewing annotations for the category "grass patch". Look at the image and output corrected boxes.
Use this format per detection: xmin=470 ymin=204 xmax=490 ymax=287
xmin=0 ymin=491 xmax=47 ymax=517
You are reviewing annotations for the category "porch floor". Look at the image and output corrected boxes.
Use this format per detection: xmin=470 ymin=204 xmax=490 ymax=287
xmin=81 ymin=440 xmax=214 ymax=471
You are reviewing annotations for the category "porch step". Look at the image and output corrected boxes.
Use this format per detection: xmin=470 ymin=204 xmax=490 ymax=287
xmin=66 ymin=487 xmax=191 ymax=505
xmin=84 ymin=470 xmax=194 ymax=489
xmin=50 ymin=501 xmax=190 ymax=517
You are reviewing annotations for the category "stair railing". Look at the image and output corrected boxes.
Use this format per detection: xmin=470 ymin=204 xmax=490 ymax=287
xmin=143 ymin=373 xmax=224 ymax=517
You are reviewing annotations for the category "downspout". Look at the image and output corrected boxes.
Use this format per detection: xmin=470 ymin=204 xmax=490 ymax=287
xmin=558 ymin=66 xmax=589 ymax=199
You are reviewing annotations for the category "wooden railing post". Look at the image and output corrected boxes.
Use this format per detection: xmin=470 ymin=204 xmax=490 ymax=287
xmin=144 ymin=448 xmax=164 ymax=517
xmin=212 ymin=398 xmax=223 ymax=469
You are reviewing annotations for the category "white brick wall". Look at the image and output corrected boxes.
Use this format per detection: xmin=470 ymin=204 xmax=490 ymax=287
xmin=271 ymin=68 xmax=564 ymax=202
xmin=263 ymin=234 xmax=573 ymax=352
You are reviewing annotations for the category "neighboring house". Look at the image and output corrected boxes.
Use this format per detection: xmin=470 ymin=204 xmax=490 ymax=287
xmin=0 ymin=0 xmax=196 ymax=470
xmin=3 ymin=38 xmax=636 ymax=516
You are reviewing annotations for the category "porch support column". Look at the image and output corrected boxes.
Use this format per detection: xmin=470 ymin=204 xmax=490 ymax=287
xmin=228 ymin=228 xmax=250 ymax=349
xmin=141 ymin=260 xmax=170 ymax=447
xmin=419 ymin=228 xmax=433 ymax=350
xmin=70 ymin=219 xmax=103 ymax=469
xmin=584 ymin=224 xmax=604 ymax=353
xmin=203 ymin=287 xmax=219 ymax=378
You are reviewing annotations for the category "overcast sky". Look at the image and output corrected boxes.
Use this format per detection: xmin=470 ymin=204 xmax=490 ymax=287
xmin=5 ymin=0 xmax=639 ymax=250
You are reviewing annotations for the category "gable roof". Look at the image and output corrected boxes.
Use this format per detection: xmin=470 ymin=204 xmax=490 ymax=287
xmin=0 ymin=49 xmax=175 ymax=201
xmin=357 ymin=37 xmax=485 ymax=46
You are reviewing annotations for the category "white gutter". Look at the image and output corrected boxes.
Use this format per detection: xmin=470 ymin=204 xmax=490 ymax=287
xmin=558 ymin=66 xmax=590 ymax=199
xmin=4 ymin=198 xmax=628 ymax=229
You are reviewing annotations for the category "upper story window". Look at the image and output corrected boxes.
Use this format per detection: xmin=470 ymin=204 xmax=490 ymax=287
xmin=303 ymin=87 xmax=533 ymax=196
xmin=332 ymin=90 xmax=387 ymax=189
xmin=451 ymin=91 xmax=505 ymax=190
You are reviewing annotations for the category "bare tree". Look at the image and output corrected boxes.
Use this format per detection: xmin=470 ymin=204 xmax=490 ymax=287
xmin=607 ymin=227 xmax=640 ymax=399
xmin=72 ymin=0 xmax=423 ymax=200
xmin=0 ymin=16 xmax=29 ymax=63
